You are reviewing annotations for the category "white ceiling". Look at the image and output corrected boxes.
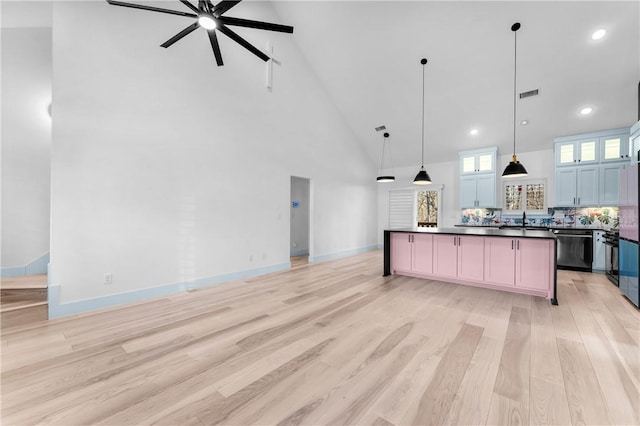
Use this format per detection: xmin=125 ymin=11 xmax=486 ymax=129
xmin=271 ymin=1 xmax=640 ymax=168
xmin=0 ymin=1 xmax=52 ymax=28
xmin=2 ymin=1 xmax=638 ymax=171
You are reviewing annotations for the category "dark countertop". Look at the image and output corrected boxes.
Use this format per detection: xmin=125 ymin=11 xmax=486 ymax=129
xmin=454 ymin=225 xmax=612 ymax=232
xmin=387 ymin=227 xmax=556 ymax=240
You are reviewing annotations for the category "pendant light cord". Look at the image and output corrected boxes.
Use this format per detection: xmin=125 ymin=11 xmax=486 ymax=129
xmin=512 ymin=27 xmax=518 ymax=157
xmin=379 ymin=135 xmax=386 ymax=174
xmin=379 ymin=133 xmax=394 ymax=176
xmin=421 ymin=61 xmax=426 ymax=167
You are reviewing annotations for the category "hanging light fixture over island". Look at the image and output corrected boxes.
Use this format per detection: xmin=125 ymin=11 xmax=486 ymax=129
xmin=502 ymin=22 xmax=529 ymax=178
xmin=414 ymin=58 xmax=432 ymax=185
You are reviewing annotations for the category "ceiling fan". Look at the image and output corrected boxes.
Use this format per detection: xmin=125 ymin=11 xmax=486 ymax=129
xmin=106 ymin=0 xmax=294 ymax=66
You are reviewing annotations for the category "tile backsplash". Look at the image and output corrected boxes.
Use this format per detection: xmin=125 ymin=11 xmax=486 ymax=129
xmin=460 ymin=207 xmax=619 ymax=229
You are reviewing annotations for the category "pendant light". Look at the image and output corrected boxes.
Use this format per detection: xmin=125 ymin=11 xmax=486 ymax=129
xmin=502 ymin=22 xmax=529 ymax=178
xmin=377 ymin=131 xmax=395 ymax=183
xmin=414 ymin=58 xmax=432 ymax=185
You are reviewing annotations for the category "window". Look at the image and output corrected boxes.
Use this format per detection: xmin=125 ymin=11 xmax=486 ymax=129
xmin=503 ymin=179 xmax=546 ymax=213
xmin=417 ymin=190 xmax=438 ymax=227
xmin=388 ymin=185 xmax=443 ymax=229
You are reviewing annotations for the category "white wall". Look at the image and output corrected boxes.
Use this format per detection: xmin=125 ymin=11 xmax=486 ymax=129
xmin=1 ymin=27 xmax=51 ymax=273
xmin=377 ymin=148 xmax=555 ymax=244
xmin=290 ymin=176 xmax=310 ymax=256
xmin=50 ymin=1 xmax=378 ymax=307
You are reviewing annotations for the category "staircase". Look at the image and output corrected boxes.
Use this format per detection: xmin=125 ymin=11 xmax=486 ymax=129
xmin=1 ymin=274 xmax=48 ymax=328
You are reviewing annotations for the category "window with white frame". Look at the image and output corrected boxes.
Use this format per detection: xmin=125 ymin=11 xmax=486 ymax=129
xmin=389 ymin=185 xmax=443 ymax=229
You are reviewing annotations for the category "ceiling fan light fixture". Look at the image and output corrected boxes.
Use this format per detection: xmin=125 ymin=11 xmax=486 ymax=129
xmin=198 ymin=14 xmax=217 ymax=30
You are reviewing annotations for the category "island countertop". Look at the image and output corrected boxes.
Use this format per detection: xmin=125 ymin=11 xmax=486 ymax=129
xmin=383 ymin=227 xmax=558 ymax=305
xmin=386 ymin=227 xmax=557 ymax=240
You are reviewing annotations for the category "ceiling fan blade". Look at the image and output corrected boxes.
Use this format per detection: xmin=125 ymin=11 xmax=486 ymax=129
xmin=207 ymin=30 xmax=224 ymax=66
xmin=217 ymin=24 xmax=269 ymax=62
xmin=160 ymin=22 xmax=200 ymax=48
xmin=212 ymin=0 xmax=241 ymax=16
xmin=106 ymin=0 xmax=197 ymax=18
xmin=220 ymin=16 xmax=293 ymax=33
xmin=179 ymin=0 xmax=199 ymax=13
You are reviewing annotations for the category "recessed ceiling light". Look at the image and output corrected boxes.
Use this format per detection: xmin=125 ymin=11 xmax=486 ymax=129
xmin=470 ymin=129 xmax=479 ymax=135
xmin=580 ymin=107 xmax=593 ymax=115
xmin=592 ymin=29 xmax=606 ymax=40
xmin=520 ymin=120 xmax=528 ymax=125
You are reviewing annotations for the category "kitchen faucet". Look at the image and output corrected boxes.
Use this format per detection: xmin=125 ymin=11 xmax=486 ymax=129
xmin=522 ymin=211 xmax=527 ymax=226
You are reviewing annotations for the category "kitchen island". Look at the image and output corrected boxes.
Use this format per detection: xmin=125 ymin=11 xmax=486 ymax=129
xmin=384 ymin=227 xmax=558 ymax=304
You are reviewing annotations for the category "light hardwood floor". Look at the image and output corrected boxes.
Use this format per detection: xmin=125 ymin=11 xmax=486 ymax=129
xmin=1 ymin=250 xmax=638 ymax=425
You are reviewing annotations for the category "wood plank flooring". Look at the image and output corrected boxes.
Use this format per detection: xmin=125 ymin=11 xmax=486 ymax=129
xmin=1 ymin=274 xmax=48 ymax=328
xmin=1 ymin=250 xmax=638 ymax=425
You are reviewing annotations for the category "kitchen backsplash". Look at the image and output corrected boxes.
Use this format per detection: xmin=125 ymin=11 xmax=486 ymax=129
xmin=460 ymin=207 xmax=619 ymax=229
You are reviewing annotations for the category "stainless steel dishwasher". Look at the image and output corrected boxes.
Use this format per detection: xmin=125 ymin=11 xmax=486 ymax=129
xmin=553 ymin=229 xmax=593 ymax=271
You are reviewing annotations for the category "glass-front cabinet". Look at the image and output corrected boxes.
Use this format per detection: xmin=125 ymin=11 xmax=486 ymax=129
xmin=460 ymin=147 xmax=497 ymax=175
xmin=600 ymin=135 xmax=630 ymax=162
xmin=555 ymin=139 xmax=598 ymax=166
xmin=459 ymin=147 xmax=498 ymax=208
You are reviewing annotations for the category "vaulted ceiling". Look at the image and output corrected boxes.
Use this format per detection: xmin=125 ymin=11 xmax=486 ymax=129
xmin=271 ymin=1 xmax=639 ymax=167
xmin=3 ymin=1 xmax=639 ymax=170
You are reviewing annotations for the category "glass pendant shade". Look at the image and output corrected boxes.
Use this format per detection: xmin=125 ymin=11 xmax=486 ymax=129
xmin=502 ymin=155 xmax=528 ymax=178
xmin=413 ymin=166 xmax=432 ymax=185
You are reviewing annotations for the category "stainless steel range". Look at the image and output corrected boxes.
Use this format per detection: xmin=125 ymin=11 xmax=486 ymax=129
xmin=603 ymin=229 xmax=619 ymax=286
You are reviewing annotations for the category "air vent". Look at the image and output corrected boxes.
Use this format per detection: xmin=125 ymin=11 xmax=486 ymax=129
xmin=519 ymin=89 xmax=539 ymax=99
xmin=375 ymin=125 xmax=386 ymax=132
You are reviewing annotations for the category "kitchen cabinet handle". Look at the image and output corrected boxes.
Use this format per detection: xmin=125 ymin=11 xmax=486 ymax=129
xmin=573 ymin=197 xmax=576 ymax=204
xmin=512 ymin=240 xmax=514 ymax=250
xmin=578 ymin=197 xmax=580 ymax=204
xmin=454 ymin=237 xmax=457 ymax=246
xmin=458 ymin=237 xmax=461 ymax=246
xmin=517 ymin=240 xmax=520 ymax=250
xmin=408 ymin=235 xmax=411 ymax=243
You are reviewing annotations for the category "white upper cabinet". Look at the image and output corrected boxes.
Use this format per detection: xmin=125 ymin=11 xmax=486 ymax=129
xmin=630 ymin=120 xmax=640 ymax=161
xmin=554 ymin=127 xmax=631 ymax=206
xmin=555 ymin=139 xmax=598 ymax=166
xmin=459 ymin=147 xmax=498 ymax=208
xmin=600 ymin=134 xmax=630 ymax=162
xmin=460 ymin=147 xmax=497 ymax=175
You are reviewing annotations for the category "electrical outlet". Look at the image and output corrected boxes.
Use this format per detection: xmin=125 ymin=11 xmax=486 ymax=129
xmin=104 ymin=273 xmax=113 ymax=285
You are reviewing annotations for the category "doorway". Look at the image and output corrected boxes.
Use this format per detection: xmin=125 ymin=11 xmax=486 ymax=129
xmin=290 ymin=176 xmax=310 ymax=266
